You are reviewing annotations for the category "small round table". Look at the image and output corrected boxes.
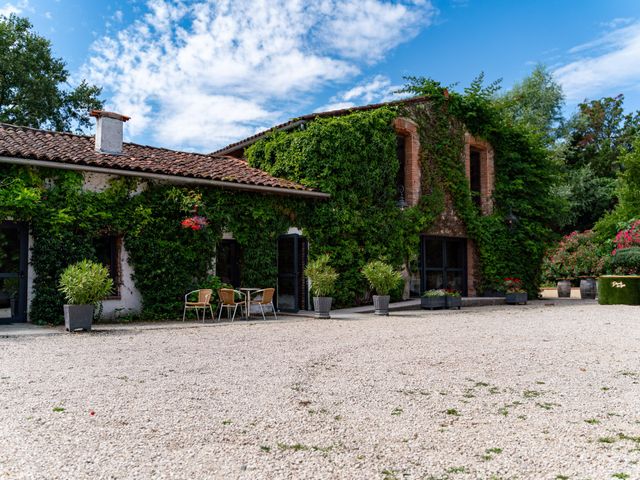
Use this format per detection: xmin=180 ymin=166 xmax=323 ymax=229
xmin=239 ymin=288 xmax=260 ymax=319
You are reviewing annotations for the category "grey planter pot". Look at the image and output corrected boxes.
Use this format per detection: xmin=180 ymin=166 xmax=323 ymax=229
xmin=313 ymin=297 xmax=332 ymax=319
xmin=63 ymin=304 xmax=94 ymax=331
xmin=421 ymin=296 xmax=446 ymax=310
xmin=505 ymin=292 xmax=528 ymax=305
xmin=373 ymin=295 xmax=390 ymax=315
xmin=445 ymin=296 xmax=462 ymax=309
xmin=557 ymin=280 xmax=572 ymax=298
xmin=579 ymin=277 xmax=597 ymax=299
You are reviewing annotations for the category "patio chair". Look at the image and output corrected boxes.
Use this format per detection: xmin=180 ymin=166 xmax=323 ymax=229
xmin=217 ymin=288 xmax=246 ymax=322
xmin=182 ymin=289 xmax=214 ymax=322
xmin=250 ymin=288 xmax=277 ymax=320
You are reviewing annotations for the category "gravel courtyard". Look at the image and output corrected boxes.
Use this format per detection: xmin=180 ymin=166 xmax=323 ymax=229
xmin=1 ymin=302 xmax=639 ymax=479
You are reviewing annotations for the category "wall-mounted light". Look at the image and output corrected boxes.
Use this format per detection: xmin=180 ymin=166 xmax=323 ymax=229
xmin=505 ymin=207 xmax=519 ymax=231
xmin=397 ymin=185 xmax=408 ymax=210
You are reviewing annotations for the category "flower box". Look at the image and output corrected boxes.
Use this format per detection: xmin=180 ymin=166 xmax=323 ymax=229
xmin=421 ymin=296 xmax=446 ymax=310
xmin=445 ymin=295 xmax=462 ymax=309
xmin=598 ymin=275 xmax=640 ymax=305
xmin=505 ymin=292 xmax=527 ymax=305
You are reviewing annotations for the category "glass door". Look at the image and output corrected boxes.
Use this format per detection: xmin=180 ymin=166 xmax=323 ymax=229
xmin=277 ymin=234 xmax=308 ymax=312
xmin=0 ymin=222 xmax=27 ymax=323
xmin=420 ymin=236 xmax=467 ymax=296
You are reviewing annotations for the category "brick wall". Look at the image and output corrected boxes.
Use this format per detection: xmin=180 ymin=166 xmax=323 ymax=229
xmin=393 ymin=117 xmax=421 ymax=207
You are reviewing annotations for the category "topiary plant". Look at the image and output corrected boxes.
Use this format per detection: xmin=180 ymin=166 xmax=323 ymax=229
xmin=304 ymin=254 xmax=338 ymax=297
xmin=362 ymin=260 xmax=402 ymax=296
xmin=607 ymin=247 xmax=640 ymax=275
xmin=58 ymin=259 xmax=113 ymax=305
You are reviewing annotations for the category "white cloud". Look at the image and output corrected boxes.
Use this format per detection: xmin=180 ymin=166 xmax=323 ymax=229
xmin=82 ymin=0 xmax=434 ymax=151
xmin=0 ymin=0 xmax=29 ymax=17
xmin=554 ymin=21 xmax=640 ymax=102
xmin=317 ymin=74 xmax=405 ymax=111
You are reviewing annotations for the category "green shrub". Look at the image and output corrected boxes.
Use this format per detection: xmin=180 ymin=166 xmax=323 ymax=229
xmin=542 ymin=230 xmax=606 ymax=281
xmin=305 ymin=255 xmax=338 ymax=297
xmin=58 ymin=260 xmax=113 ymax=305
xmin=607 ymin=247 xmax=640 ymax=275
xmin=362 ymin=260 xmax=402 ymax=296
xmin=422 ymin=289 xmax=446 ymax=297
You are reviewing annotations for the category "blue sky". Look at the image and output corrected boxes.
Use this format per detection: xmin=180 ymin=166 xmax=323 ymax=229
xmin=2 ymin=0 xmax=640 ymax=152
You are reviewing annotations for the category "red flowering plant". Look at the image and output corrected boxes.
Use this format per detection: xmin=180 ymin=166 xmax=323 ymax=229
xmin=503 ymin=277 xmax=526 ymax=294
xmin=606 ymin=219 xmax=640 ymax=275
xmin=541 ymin=230 xmax=606 ymax=282
xmin=181 ymin=215 xmax=208 ymax=231
xmin=611 ymin=219 xmax=640 ymax=255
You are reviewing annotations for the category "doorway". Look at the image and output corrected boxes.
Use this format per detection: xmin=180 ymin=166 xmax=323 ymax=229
xmin=420 ymin=236 xmax=468 ymax=296
xmin=0 ymin=222 xmax=28 ymax=323
xmin=277 ymin=234 xmax=308 ymax=312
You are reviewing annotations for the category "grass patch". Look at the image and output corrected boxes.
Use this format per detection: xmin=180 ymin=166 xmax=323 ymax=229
xmin=585 ymin=418 xmax=600 ymax=425
xmin=277 ymin=442 xmax=308 ymax=451
xmin=222 ymin=419 xmax=232 ymax=425
xmin=523 ymin=390 xmax=542 ymax=398
xmin=598 ymin=437 xmax=617 ymax=444
xmin=612 ymin=473 xmax=630 ymax=479
xmin=536 ymin=402 xmax=559 ymax=410
xmin=446 ymin=466 xmax=468 ymax=473
xmin=445 ymin=408 xmax=461 ymax=416
xmin=260 ymin=445 xmax=271 ymax=452
xmin=555 ymin=475 xmax=569 ymax=480
xmin=52 ymin=407 xmax=65 ymax=412
xmin=391 ymin=407 xmax=403 ymax=416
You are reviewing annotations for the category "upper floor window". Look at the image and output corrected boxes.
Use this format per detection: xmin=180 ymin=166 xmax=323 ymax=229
xmin=396 ymin=135 xmax=407 ymax=206
xmin=469 ymin=148 xmax=482 ymax=208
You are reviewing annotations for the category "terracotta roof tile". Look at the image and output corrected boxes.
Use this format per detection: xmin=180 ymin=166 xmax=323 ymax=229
xmin=0 ymin=123 xmax=323 ymax=196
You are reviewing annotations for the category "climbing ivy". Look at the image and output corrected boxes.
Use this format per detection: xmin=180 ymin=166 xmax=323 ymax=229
xmin=248 ymin=79 xmax=556 ymax=299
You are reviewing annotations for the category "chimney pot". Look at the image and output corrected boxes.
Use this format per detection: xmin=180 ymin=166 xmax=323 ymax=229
xmin=90 ymin=110 xmax=130 ymax=154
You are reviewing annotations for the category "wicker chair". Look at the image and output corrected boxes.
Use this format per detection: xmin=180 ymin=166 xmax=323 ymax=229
xmin=249 ymin=288 xmax=277 ymax=320
xmin=217 ymin=288 xmax=246 ymax=322
xmin=182 ymin=289 xmax=214 ymax=322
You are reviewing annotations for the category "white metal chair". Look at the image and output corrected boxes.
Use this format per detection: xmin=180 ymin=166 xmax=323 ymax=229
xmin=182 ymin=289 xmax=214 ymax=322
xmin=217 ymin=288 xmax=246 ymax=322
xmin=249 ymin=288 xmax=277 ymax=320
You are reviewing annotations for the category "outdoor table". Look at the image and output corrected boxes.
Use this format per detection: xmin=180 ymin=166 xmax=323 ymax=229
xmin=239 ymin=288 xmax=260 ymax=319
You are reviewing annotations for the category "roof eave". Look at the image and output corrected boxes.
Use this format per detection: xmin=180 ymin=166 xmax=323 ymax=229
xmin=0 ymin=155 xmax=330 ymax=199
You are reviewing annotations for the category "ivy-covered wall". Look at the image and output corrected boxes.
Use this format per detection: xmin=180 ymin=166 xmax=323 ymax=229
xmin=1 ymin=88 xmax=555 ymax=323
xmin=0 ymin=163 xmax=298 ymax=324
xmin=247 ymin=90 xmax=556 ymax=300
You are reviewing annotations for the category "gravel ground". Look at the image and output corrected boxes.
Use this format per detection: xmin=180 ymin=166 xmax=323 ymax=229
xmin=1 ymin=302 xmax=639 ymax=480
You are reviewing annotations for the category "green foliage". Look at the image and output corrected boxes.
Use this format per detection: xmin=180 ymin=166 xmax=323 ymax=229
xmin=304 ymin=255 xmax=338 ymax=297
xmin=607 ymin=247 xmax=640 ymax=275
xmin=58 ymin=259 xmax=113 ymax=305
xmin=361 ymin=260 xmax=402 ymax=296
xmin=497 ymin=64 xmax=564 ymax=143
xmin=422 ymin=289 xmax=446 ymax=297
xmin=0 ymin=15 xmax=103 ymax=132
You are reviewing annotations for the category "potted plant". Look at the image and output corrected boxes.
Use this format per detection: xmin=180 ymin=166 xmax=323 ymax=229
xmin=445 ymin=289 xmax=462 ymax=309
xmin=421 ymin=289 xmax=447 ymax=310
xmin=304 ymin=254 xmax=338 ymax=319
xmin=503 ymin=277 xmax=527 ymax=305
xmin=362 ymin=260 xmax=402 ymax=316
xmin=58 ymin=259 xmax=113 ymax=331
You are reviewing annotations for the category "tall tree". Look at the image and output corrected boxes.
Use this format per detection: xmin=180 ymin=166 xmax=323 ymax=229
xmin=0 ymin=14 xmax=103 ymax=133
xmin=498 ymin=64 xmax=564 ymax=143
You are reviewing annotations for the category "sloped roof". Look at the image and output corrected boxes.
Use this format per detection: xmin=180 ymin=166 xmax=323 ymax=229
xmin=212 ymin=95 xmax=431 ymax=156
xmin=0 ymin=123 xmax=326 ymax=197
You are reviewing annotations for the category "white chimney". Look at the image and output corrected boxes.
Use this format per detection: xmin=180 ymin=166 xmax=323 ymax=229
xmin=90 ymin=110 xmax=130 ymax=154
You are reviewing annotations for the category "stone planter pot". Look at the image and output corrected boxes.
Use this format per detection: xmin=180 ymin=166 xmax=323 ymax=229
xmin=63 ymin=304 xmax=94 ymax=331
xmin=598 ymin=276 xmax=640 ymax=305
xmin=579 ymin=277 xmax=597 ymax=299
xmin=421 ymin=296 xmax=446 ymax=310
xmin=372 ymin=295 xmax=390 ymax=316
xmin=313 ymin=296 xmax=332 ymax=319
xmin=557 ymin=280 xmax=572 ymax=298
xmin=505 ymin=292 xmax=527 ymax=305
xmin=445 ymin=296 xmax=462 ymax=309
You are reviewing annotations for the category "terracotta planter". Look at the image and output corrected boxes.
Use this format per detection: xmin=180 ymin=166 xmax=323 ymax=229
xmin=63 ymin=304 xmax=94 ymax=331
xmin=372 ymin=295 xmax=390 ymax=316
xmin=313 ymin=296 xmax=332 ymax=319
xmin=505 ymin=292 xmax=527 ymax=305
xmin=421 ymin=296 xmax=446 ymax=310
xmin=557 ymin=280 xmax=572 ymax=298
